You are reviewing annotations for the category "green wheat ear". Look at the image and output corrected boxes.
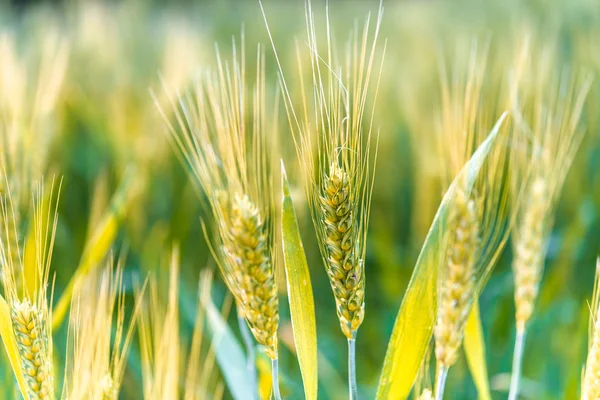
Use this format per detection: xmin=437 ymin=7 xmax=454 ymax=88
xmin=320 ymin=162 xmax=364 ymax=339
xmin=11 ymin=300 xmax=54 ymax=400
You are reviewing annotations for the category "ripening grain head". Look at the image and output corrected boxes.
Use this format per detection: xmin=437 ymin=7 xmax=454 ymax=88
xmin=139 ymin=250 xmax=225 ymax=400
xmin=0 ymin=33 xmax=68 ymax=278
xmin=138 ymin=248 xmax=181 ymax=400
xmin=509 ymin=38 xmax=592 ymax=331
xmin=434 ymin=41 xmax=517 ymax=368
xmin=64 ymin=258 xmax=142 ymax=400
xmin=271 ymin=1 xmax=385 ymax=339
xmin=0 ymin=32 xmax=69 ymax=210
xmin=155 ymin=37 xmax=280 ymax=359
xmin=0 ymin=179 xmax=61 ymax=400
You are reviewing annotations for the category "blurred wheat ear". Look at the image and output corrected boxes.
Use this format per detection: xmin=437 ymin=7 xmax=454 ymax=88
xmin=376 ymin=111 xmax=507 ymax=400
xmin=63 ymin=256 xmax=144 ymax=400
xmin=432 ymin=40 xmax=518 ymax=400
xmin=507 ymin=38 xmax=592 ymax=400
xmin=0 ymin=31 xmax=68 ymax=302
xmin=138 ymin=247 xmax=182 ymax=399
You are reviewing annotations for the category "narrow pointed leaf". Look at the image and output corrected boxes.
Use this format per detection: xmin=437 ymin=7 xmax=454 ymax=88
xmin=376 ymin=112 xmax=507 ymax=399
xmin=204 ymin=295 xmax=255 ymax=400
xmin=0 ymin=295 xmax=29 ymax=400
xmin=281 ymin=161 xmax=318 ymax=400
xmin=464 ymin=300 xmax=491 ymax=400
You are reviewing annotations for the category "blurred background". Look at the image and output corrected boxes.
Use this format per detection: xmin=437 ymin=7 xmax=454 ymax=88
xmin=0 ymin=0 xmax=599 ymax=399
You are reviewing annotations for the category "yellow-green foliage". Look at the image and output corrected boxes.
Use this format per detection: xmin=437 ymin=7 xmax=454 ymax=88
xmin=0 ymin=2 xmax=597 ymax=400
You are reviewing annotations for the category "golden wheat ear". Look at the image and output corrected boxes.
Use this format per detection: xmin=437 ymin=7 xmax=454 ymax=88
xmin=261 ymin=1 xmax=384 ymax=397
xmin=154 ymin=30 xmax=281 ymax=398
xmin=0 ymin=178 xmax=61 ymax=400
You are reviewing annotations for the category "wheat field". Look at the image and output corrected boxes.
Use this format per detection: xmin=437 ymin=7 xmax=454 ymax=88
xmin=0 ymin=0 xmax=599 ymax=399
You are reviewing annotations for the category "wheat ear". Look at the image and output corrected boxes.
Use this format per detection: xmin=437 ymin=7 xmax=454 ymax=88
xmin=512 ymin=177 xmax=547 ymax=331
xmin=507 ymin=38 xmax=592 ymax=399
xmin=262 ymin=1 xmax=384 ymax=395
xmin=433 ymin=41 xmax=518 ymax=400
xmin=0 ymin=180 xmax=61 ymax=400
xmin=217 ymin=192 xmax=279 ymax=359
xmin=156 ymin=35 xmax=280 ymax=397
xmin=581 ymin=258 xmax=600 ymax=400
xmin=11 ymin=300 xmax=54 ymax=400
xmin=434 ymin=180 xmax=481 ymax=369
xmin=320 ymin=163 xmax=364 ymax=339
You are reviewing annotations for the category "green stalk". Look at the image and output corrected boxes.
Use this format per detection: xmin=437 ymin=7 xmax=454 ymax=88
xmin=349 ymin=330 xmax=358 ymax=399
xmin=434 ymin=365 xmax=448 ymax=400
xmin=271 ymin=357 xmax=282 ymax=400
xmin=237 ymin=307 xmax=258 ymax=400
xmin=508 ymin=327 xmax=526 ymax=400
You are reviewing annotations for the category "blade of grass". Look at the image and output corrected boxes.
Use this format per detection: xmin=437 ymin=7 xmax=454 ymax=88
xmin=376 ymin=112 xmax=507 ymax=399
xmin=280 ymin=161 xmax=318 ymax=400
xmin=0 ymin=295 xmax=29 ymax=400
xmin=52 ymin=170 xmax=136 ymax=329
xmin=464 ymin=300 xmax=491 ymax=400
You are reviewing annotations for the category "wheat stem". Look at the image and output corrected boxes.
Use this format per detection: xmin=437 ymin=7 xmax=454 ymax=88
xmin=348 ymin=330 xmax=358 ymax=400
xmin=434 ymin=365 xmax=448 ymax=400
xmin=271 ymin=358 xmax=281 ymax=400
xmin=508 ymin=327 xmax=526 ymax=400
xmin=237 ymin=307 xmax=258 ymax=399
xmin=419 ymin=389 xmax=434 ymax=400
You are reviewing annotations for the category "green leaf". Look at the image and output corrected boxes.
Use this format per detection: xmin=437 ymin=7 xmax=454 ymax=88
xmin=204 ymin=294 xmax=256 ymax=400
xmin=280 ymin=161 xmax=318 ymax=400
xmin=464 ymin=300 xmax=491 ymax=400
xmin=376 ymin=112 xmax=507 ymax=400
